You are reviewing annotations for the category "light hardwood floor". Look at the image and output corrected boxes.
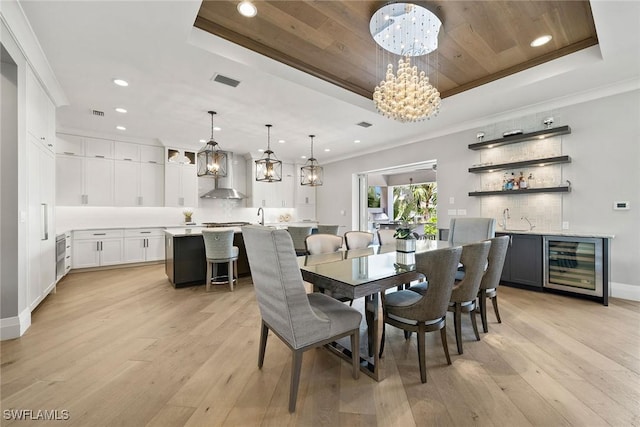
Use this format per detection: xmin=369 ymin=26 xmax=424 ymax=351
xmin=1 ymin=264 xmax=639 ymax=426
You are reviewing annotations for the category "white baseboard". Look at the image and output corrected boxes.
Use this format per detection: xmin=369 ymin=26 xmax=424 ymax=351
xmin=611 ymin=282 xmax=640 ymax=302
xmin=0 ymin=308 xmax=31 ymax=340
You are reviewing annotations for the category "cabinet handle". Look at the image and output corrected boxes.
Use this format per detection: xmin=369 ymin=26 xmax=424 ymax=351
xmin=93 ymin=233 xmax=106 ymax=236
xmin=179 ymin=197 xmax=184 ymax=206
xmin=124 ymin=158 xmax=132 ymax=161
xmin=100 ymin=241 xmax=103 ymax=251
xmin=138 ymin=196 xmax=143 ymax=206
xmin=41 ymin=203 xmax=48 ymax=241
xmin=148 ymin=161 xmax=157 ymax=164
xmin=95 ymin=155 xmax=105 ymax=158
xmin=96 ymin=241 xmax=100 ymax=251
xmin=305 ymin=197 xmax=309 ymax=204
xmin=140 ymin=231 xmax=151 ymax=234
xmin=63 ymin=152 xmax=75 ymax=155
xmin=47 ymin=143 xmax=53 ymax=147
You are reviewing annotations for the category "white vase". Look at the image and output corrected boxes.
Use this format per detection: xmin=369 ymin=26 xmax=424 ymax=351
xmin=396 ymin=238 xmax=416 ymax=253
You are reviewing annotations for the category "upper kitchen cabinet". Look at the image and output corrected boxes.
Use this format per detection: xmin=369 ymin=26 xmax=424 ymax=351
xmin=114 ymin=141 xmax=140 ymax=162
xmin=56 ymin=134 xmax=84 ymax=156
xmin=85 ymin=137 xmax=114 ymax=159
xmin=56 ymin=156 xmax=114 ymax=206
xmin=245 ymin=158 xmax=294 ymax=208
xmin=165 ymin=147 xmax=197 ymax=207
xmin=140 ymin=145 xmax=164 ymax=164
xmin=26 ymin=66 xmax=55 ymax=153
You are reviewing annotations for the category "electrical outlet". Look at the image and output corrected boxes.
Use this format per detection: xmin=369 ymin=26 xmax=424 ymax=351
xmin=562 ymin=221 xmax=569 ymax=230
xmin=449 ymin=197 xmax=455 ymax=204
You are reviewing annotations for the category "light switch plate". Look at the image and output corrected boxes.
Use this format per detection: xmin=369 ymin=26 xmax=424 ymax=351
xmin=449 ymin=197 xmax=455 ymax=204
xmin=562 ymin=221 xmax=569 ymax=230
xmin=447 ymin=209 xmax=457 ymax=216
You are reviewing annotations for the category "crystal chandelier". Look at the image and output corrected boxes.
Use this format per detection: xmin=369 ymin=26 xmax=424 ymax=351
xmin=370 ymin=3 xmax=442 ymax=123
xmin=197 ymin=111 xmax=228 ymax=177
xmin=255 ymin=124 xmax=282 ymax=182
xmin=300 ymin=135 xmax=323 ymax=186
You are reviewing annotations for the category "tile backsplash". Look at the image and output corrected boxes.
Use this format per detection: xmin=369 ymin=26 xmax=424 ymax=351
xmin=481 ymin=194 xmax=563 ymax=232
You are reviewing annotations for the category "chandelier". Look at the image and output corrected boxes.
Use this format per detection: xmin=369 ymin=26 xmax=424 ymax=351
xmin=370 ymin=3 xmax=442 ymax=123
xmin=300 ymin=135 xmax=323 ymax=186
xmin=197 ymin=111 xmax=228 ymax=177
xmin=255 ymin=124 xmax=282 ymax=182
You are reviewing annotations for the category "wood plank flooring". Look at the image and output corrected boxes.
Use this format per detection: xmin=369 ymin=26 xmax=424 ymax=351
xmin=1 ymin=264 xmax=639 ymax=426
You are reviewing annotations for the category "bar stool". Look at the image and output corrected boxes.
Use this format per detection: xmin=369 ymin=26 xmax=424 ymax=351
xmin=317 ymin=224 xmax=339 ymax=235
xmin=202 ymin=229 xmax=239 ymax=292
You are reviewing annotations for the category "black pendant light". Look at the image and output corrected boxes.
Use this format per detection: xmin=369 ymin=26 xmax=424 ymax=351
xmin=255 ymin=124 xmax=282 ymax=182
xmin=197 ymin=111 xmax=228 ymax=177
xmin=300 ymin=134 xmax=323 ymax=186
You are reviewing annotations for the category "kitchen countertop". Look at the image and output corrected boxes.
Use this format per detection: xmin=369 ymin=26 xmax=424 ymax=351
xmin=496 ymin=230 xmax=614 ymax=239
xmin=165 ymin=227 xmax=242 ymax=237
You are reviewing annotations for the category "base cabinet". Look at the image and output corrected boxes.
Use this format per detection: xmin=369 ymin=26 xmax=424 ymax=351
xmin=498 ymin=233 xmax=542 ymax=287
xmin=72 ymin=230 xmax=124 ymax=268
xmin=123 ymin=229 xmax=165 ymax=263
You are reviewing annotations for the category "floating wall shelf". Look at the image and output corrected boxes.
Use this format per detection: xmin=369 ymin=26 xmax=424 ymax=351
xmin=468 ymin=125 xmax=571 ymax=150
xmin=469 ymin=186 xmax=571 ymax=197
xmin=468 ymin=155 xmax=571 ymax=173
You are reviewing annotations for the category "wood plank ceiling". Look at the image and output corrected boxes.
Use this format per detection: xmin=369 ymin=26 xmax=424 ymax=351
xmin=195 ymin=1 xmax=598 ymax=100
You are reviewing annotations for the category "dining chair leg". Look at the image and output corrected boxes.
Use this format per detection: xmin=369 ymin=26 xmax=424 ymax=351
xmin=440 ymin=324 xmax=451 ymax=365
xmin=350 ymin=329 xmax=360 ymax=379
xmin=365 ymin=298 xmax=375 ymax=357
xmin=205 ymin=261 xmax=212 ymax=292
xmin=258 ymin=321 xmax=268 ymax=368
xmin=228 ymin=260 xmax=234 ymax=292
xmin=379 ymin=322 xmax=386 ymax=358
xmin=454 ymin=304 xmax=463 ymax=355
xmin=289 ymin=350 xmax=304 ymax=412
xmin=234 ymin=260 xmax=238 ymax=288
xmin=479 ymin=290 xmax=489 ymax=333
xmin=404 ymin=330 xmax=412 ymax=340
xmin=470 ymin=308 xmax=480 ymax=341
xmin=417 ymin=324 xmax=427 ymax=383
xmin=491 ymin=295 xmax=502 ymax=323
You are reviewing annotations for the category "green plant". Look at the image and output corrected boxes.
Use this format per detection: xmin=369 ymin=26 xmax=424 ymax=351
xmin=393 ymin=225 xmax=414 ymax=239
xmin=393 ymin=181 xmax=437 ymax=228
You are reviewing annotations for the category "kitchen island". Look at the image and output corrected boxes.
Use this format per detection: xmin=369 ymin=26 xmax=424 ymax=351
xmin=164 ymin=228 xmax=250 ymax=288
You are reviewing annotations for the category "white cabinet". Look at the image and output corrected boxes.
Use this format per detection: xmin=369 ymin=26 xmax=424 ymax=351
xmin=72 ymin=229 xmax=124 ymax=268
xmin=85 ymin=137 xmax=114 ymax=159
xmin=245 ymin=160 xmax=294 ymax=208
xmin=140 ymin=163 xmax=165 ymax=206
xmin=114 ymin=141 xmax=140 ymax=161
xmin=294 ymin=163 xmax=316 ymax=220
xmin=140 ymin=145 xmax=164 ymax=164
xmin=27 ymin=138 xmax=56 ymax=309
xmin=64 ymin=232 xmax=72 ymax=276
xmin=56 ymin=155 xmax=114 ymax=206
xmin=26 ymin=66 xmax=55 ymax=153
xmin=56 ymin=134 xmax=84 ymax=156
xmin=114 ymin=160 xmax=140 ymax=206
xmin=123 ymin=229 xmax=165 ymax=263
xmin=165 ymin=163 xmax=197 ymax=207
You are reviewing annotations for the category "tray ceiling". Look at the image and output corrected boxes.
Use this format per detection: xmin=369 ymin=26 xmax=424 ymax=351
xmin=195 ymin=0 xmax=598 ymax=99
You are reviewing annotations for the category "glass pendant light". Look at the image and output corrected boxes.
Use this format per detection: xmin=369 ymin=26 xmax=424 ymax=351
xmin=300 ymin=134 xmax=323 ymax=186
xmin=255 ymin=124 xmax=282 ymax=182
xmin=197 ymin=111 xmax=228 ymax=177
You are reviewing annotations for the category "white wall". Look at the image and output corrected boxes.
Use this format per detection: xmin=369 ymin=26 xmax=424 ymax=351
xmin=316 ymin=90 xmax=640 ymax=292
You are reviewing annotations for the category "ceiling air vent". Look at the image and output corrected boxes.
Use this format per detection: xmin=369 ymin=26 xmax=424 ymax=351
xmin=212 ymin=74 xmax=240 ymax=88
xmin=92 ymin=109 xmax=105 ymax=117
xmin=357 ymin=121 xmax=372 ymax=128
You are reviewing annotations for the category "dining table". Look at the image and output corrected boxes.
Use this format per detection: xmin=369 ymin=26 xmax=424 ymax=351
xmin=298 ymin=239 xmax=451 ymax=381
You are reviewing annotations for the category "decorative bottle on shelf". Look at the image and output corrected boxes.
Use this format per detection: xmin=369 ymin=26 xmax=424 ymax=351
xmin=519 ymin=172 xmax=528 ymax=189
xmin=527 ymin=173 xmax=534 ymax=188
xmin=511 ymin=173 xmax=519 ymax=190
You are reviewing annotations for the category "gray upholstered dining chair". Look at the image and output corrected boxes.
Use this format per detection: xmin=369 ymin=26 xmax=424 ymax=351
xmin=287 ymin=226 xmax=313 ymax=255
xmin=477 ymin=235 xmax=510 ymax=333
xmin=241 ymin=225 xmax=362 ymax=412
xmin=316 ymin=224 xmax=339 ymax=235
xmin=448 ymin=217 xmax=496 ymax=246
xmin=344 ymin=231 xmax=374 ymax=250
xmin=305 ymin=233 xmax=343 ymax=255
xmin=377 ymin=228 xmax=397 ymax=246
xmin=445 ymin=241 xmax=491 ymax=354
xmin=380 ymin=246 xmax=463 ymax=383
xmin=202 ymin=229 xmax=239 ymax=292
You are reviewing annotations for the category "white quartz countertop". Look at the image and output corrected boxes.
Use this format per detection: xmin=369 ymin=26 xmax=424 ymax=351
xmin=165 ymin=227 xmax=242 ymax=237
xmin=497 ymin=230 xmax=614 ymax=239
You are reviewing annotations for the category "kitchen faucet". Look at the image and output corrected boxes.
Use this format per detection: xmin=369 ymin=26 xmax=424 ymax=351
xmin=257 ymin=207 xmax=264 ymax=226
xmin=500 ymin=208 xmax=510 ymax=230
xmin=521 ymin=216 xmax=535 ymax=231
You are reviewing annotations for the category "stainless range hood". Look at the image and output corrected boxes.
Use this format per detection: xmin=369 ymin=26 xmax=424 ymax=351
xmin=200 ymin=152 xmax=246 ymax=199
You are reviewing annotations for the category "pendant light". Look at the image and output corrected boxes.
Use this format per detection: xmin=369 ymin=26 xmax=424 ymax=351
xmin=197 ymin=111 xmax=228 ymax=177
xmin=255 ymin=124 xmax=282 ymax=182
xmin=300 ymin=134 xmax=323 ymax=186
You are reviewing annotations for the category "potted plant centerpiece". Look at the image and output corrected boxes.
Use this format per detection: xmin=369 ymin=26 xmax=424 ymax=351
xmin=394 ymin=223 xmax=416 ymax=253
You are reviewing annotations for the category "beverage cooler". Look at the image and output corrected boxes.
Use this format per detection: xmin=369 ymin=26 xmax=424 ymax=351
xmin=543 ymin=236 xmax=609 ymax=305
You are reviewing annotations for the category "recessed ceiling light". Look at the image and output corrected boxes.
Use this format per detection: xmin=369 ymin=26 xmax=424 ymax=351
xmin=113 ymin=79 xmax=128 ymax=87
xmin=530 ymin=35 xmax=552 ymax=47
xmin=199 ymin=139 xmax=206 ymax=143
xmin=116 ymin=126 xmax=126 ymax=131
xmin=115 ymin=107 xmax=127 ymax=113
xmin=213 ymin=126 xmax=221 ymax=131
xmin=354 ymin=140 xmax=361 ymax=143
xmin=278 ymin=139 xmax=285 ymax=144
xmin=237 ymin=1 xmax=257 ymax=17
xmin=324 ymin=148 xmax=330 ymax=152
xmin=301 ymin=155 xmax=307 ymax=159
xmin=258 ymin=148 xmax=264 ymax=153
